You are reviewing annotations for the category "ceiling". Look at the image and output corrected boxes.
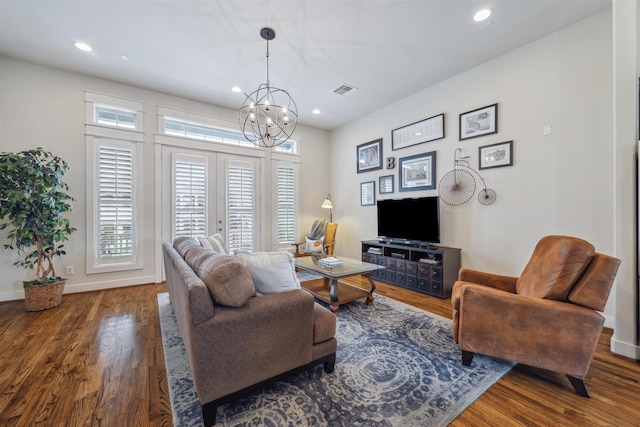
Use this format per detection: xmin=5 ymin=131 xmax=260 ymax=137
xmin=0 ymin=0 xmax=611 ymax=130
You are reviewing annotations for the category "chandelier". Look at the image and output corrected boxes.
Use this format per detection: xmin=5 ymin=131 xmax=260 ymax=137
xmin=238 ymin=27 xmax=298 ymax=148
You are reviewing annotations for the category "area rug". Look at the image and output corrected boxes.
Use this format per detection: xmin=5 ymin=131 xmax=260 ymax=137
xmin=158 ymin=292 xmax=513 ymax=427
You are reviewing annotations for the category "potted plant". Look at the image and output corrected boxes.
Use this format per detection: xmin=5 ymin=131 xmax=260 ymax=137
xmin=0 ymin=147 xmax=76 ymax=311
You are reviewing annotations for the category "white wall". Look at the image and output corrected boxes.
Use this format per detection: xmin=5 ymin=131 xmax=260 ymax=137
xmin=0 ymin=56 xmax=330 ymax=300
xmin=610 ymin=0 xmax=639 ymax=359
xmin=330 ymin=11 xmax=622 ymax=326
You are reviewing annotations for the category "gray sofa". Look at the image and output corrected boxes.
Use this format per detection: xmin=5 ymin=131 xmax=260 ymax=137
xmin=162 ymin=237 xmax=337 ymax=426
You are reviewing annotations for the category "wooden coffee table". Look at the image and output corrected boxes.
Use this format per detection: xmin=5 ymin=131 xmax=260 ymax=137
xmin=294 ymin=256 xmax=385 ymax=313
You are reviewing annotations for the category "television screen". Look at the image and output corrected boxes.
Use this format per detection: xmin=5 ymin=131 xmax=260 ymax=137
xmin=377 ymin=196 xmax=440 ymax=244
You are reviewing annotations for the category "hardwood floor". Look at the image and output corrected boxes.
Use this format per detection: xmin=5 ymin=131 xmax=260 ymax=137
xmin=0 ymin=283 xmax=171 ymax=427
xmin=0 ymin=279 xmax=638 ymax=426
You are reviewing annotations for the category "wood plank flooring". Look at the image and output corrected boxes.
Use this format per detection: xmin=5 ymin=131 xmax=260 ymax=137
xmin=0 ymin=279 xmax=638 ymax=426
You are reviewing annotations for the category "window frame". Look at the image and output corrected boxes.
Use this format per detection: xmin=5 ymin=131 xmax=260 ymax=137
xmin=86 ymin=137 xmax=144 ymax=273
xmin=85 ymin=92 xmax=145 ymax=274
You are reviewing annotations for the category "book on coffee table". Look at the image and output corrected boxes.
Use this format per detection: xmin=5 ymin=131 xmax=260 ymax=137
xmin=318 ymin=257 xmax=343 ymax=266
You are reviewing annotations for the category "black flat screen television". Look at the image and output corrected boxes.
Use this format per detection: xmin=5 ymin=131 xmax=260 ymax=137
xmin=377 ymin=196 xmax=440 ymax=245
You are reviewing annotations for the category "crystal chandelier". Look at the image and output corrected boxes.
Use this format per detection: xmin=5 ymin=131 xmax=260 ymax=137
xmin=239 ymin=27 xmax=298 ymax=148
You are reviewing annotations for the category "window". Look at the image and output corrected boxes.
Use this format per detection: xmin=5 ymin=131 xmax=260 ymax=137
xmin=173 ymin=155 xmax=207 ymax=238
xmin=226 ymin=160 xmax=255 ymax=253
xmin=87 ymin=138 xmax=143 ymax=273
xmin=98 ymin=145 xmax=134 ymax=257
xmin=275 ymin=163 xmax=297 ymax=245
xmin=95 ymin=105 xmax=137 ymax=129
xmin=85 ymin=91 xmax=143 ymax=132
xmin=160 ymin=112 xmax=298 ymax=154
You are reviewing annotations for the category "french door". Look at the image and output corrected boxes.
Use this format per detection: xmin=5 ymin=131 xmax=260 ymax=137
xmin=161 ymin=145 xmax=260 ymax=252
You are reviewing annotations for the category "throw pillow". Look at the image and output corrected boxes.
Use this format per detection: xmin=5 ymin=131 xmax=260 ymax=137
xmin=184 ymin=247 xmax=255 ymax=307
xmin=173 ymin=236 xmax=202 ymax=258
xmin=235 ymin=251 xmax=301 ymax=294
xmin=199 ymin=233 xmax=229 ymax=254
xmin=304 ymin=236 xmax=325 ymax=254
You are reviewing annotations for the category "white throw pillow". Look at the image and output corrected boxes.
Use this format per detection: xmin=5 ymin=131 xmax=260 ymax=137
xmin=304 ymin=236 xmax=325 ymax=254
xmin=235 ymin=251 xmax=301 ymax=294
xmin=199 ymin=233 xmax=229 ymax=254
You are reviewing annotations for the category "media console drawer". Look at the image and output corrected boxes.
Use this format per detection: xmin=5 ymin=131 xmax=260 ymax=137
xmin=361 ymin=240 xmax=461 ymax=299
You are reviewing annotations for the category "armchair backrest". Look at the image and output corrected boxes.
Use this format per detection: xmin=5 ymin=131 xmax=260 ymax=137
xmin=516 ymin=235 xmax=595 ymax=300
xmin=325 ymin=222 xmax=338 ymax=256
xmin=568 ymin=253 xmax=620 ymax=311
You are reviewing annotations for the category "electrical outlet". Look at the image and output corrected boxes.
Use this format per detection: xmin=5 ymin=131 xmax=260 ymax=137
xmin=65 ymin=266 xmax=74 ymax=275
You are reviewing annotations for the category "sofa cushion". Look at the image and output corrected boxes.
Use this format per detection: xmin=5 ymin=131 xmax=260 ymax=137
xmin=313 ymin=303 xmax=336 ymax=344
xmin=184 ymin=247 xmax=255 ymax=307
xmin=173 ymin=236 xmax=201 ymax=258
xmin=236 ymin=251 xmax=301 ymax=294
xmin=516 ymin=235 xmax=595 ymax=300
xmin=199 ymin=233 xmax=229 ymax=254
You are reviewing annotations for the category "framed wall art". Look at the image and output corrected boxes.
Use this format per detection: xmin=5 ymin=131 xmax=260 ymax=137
xmin=360 ymin=181 xmax=376 ymax=206
xmin=459 ymin=103 xmax=498 ymax=141
xmin=357 ymin=138 xmax=383 ymax=173
xmin=379 ymin=175 xmax=394 ymax=194
xmin=392 ymin=113 xmax=444 ymax=150
xmin=479 ymin=140 xmax=513 ymax=169
xmin=399 ymin=151 xmax=436 ymax=192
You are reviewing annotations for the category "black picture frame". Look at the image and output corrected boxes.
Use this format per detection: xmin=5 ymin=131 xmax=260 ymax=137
xmin=399 ymin=151 xmax=436 ymax=192
xmin=479 ymin=140 xmax=513 ymax=169
xmin=357 ymin=138 xmax=383 ymax=173
xmin=391 ymin=113 xmax=445 ymax=150
xmin=459 ymin=103 xmax=498 ymax=141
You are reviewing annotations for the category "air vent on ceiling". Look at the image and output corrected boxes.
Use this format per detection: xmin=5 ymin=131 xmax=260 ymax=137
xmin=333 ymin=83 xmax=358 ymax=96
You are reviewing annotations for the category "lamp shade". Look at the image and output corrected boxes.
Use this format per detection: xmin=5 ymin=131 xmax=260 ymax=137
xmin=321 ymin=195 xmax=333 ymax=209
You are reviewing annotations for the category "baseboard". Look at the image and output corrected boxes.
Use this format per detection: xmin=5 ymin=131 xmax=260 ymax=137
xmin=603 ymin=314 xmax=614 ymax=329
xmin=610 ymin=336 xmax=640 ymax=360
xmin=0 ymin=275 xmax=157 ymax=302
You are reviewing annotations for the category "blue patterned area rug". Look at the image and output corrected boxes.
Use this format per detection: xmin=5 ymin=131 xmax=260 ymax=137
xmin=157 ymin=292 xmax=513 ymax=426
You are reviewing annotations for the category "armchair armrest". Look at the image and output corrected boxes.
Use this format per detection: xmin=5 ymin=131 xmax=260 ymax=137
xmin=458 ymin=268 xmax=518 ymax=293
xmin=457 ymin=284 xmax=605 ymax=378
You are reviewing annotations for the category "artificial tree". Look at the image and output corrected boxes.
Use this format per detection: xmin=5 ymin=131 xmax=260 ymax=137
xmin=0 ymin=147 xmax=76 ymax=310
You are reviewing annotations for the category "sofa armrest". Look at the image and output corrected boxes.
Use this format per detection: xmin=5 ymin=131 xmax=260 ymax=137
xmin=458 ymin=268 xmax=518 ymax=293
xmin=190 ymin=289 xmax=317 ymax=403
xmin=457 ymin=284 xmax=604 ymax=378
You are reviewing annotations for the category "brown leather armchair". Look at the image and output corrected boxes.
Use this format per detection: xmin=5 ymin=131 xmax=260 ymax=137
xmin=451 ymin=235 xmax=620 ymax=397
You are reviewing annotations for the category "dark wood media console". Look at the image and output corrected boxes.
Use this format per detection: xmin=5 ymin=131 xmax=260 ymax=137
xmin=361 ymin=240 xmax=461 ymax=299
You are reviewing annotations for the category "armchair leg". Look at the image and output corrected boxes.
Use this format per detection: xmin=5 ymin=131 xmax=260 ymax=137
xmin=324 ymin=353 xmax=336 ymax=373
xmin=461 ymin=350 xmax=475 ymax=366
xmin=566 ymin=375 xmax=590 ymax=398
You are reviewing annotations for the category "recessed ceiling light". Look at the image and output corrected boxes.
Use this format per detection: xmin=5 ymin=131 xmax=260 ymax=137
xmin=312 ymin=109 xmax=321 ymax=115
xmin=473 ymin=9 xmax=492 ymax=22
xmin=74 ymin=41 xmax=92 ymax=52
xmin=232 ymin=86 xmax=242 ymax=93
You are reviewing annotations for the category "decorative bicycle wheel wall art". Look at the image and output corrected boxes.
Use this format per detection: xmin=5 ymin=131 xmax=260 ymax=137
xmin=439 ymin=148 xmax=497 ymax=206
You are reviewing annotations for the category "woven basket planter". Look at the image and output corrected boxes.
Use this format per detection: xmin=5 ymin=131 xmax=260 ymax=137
xmin=24 ymin=280 xmax=66 ymax=312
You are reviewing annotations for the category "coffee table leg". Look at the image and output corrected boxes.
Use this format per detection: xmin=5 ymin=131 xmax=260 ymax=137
xmin=364 ymin=273 xmax=376 ymax=306
xmin=329 ymin=278 xmax=340 ymax=313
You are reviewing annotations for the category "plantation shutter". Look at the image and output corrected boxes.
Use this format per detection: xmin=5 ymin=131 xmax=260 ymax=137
xmin=227 ymin=160 xmax=255 ymax=253
xmin=98 ymin=146 xmax=133 ymax=257
xmin=173 ymin=156 xmax=207 ymax=238
xmin=276 ymin=165 xmax=296 ymax=244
